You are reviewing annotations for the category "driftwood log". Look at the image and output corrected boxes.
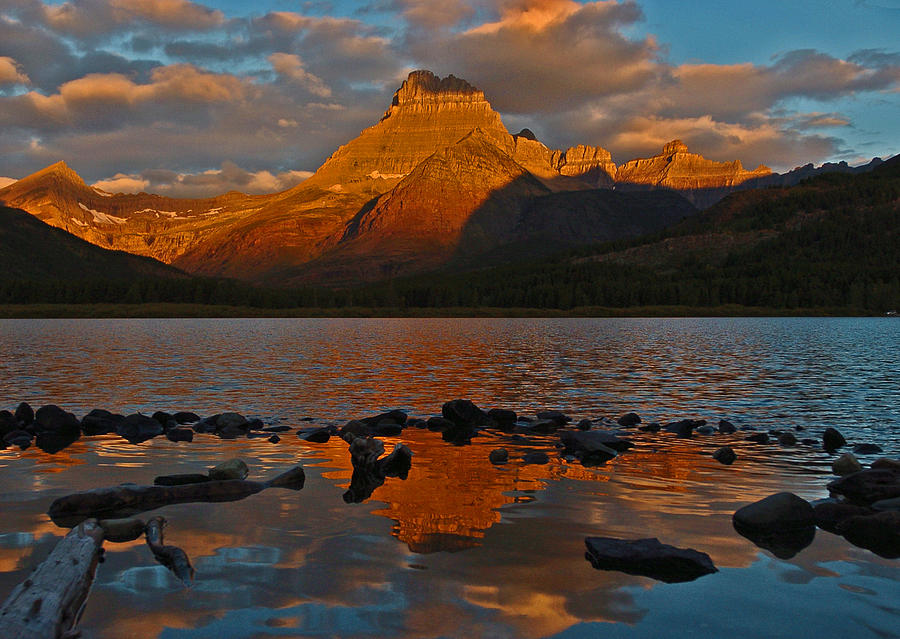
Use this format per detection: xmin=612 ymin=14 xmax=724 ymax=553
xmin=0 ymin=519 xmax=104 ymax=639
xmin=145 ymin=517 xmax=194 ymax=587
xmin=344 ymin=438 xmax=413 ymax=503
xmin=49 ymin=465 xmax=306 ymax=527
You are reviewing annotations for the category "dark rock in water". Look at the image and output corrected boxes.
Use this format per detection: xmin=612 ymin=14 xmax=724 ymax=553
xmin=576 ymin=419 xmax=593 ymax=431
xmin=117 ymin=414 xmax=164 ymax=443
xmin=268 ymin=434 xmax=281 ymax=443
xmin=823 ymin=427 xmax=846 ymax=452
xmin=617 ymin=412 xmax=641 ymax=427
xmin=718 ymin=419 xmax=736 ymax=434
xmin=853 ymin=443 xmax=883 ymax=455
xmin=832 ymin=453 xmax=862 ymax=476
xmin=872 ymin=458 xmax=900 ymax=471
xmin=343 ymin=439 xmax=412 ymax=503
xmin=246 ymin=418 xmax=264 ymax=430
xmin=217 ymin=425 xmax=247 ymax=439
xmin=837 ymin=511 xmax=900 ymax=559
xmin=489 ymin=448 xmax=509 ymax=464
xmin=166 ymin=428 xmax=194 ymax=443
xmin=99 ymin=517 xmax=146 ymax=543
xmin=827 ymin=468 xmax=900 ymax=505
xmin=800 ymin=438 xmax=818 ymax=446
xmin=3 ymin=429 xmax=33 ymax=449
xmin=340 ymin=420 xmax=372 ymax=439
xmin=154 ymin=474 xmax=211 ymax=487
xmin=263 ymin=425 xmax=292 ymax=433
xmin=193 ymin=415 xmax=219 ymax=433
xmin=813 ymin=502 xmax=875 ymax=534
xmin=208 ymin=458 xmax=249 ymax=481
xmin=380 ymin=443 xmax=413 ymax=479
xmin=778 ymin=432 xmax=797 ymax=446
xmin=795 ymin=425 xmax=805 ymax=431
xmin=584 ymin=537 xmax=717 ymax=583
xmin=442 ymin=399 xmax=490 ymax=427
xmin=407 ymin=418 xmax=427 ymax=429
xmin=426 ymin=416 xmax=454 ymax=432
xmin=488 ymin=408 xmax=518 ymax=424
xmin=638 ymin=422 xmax=661 ymax=433
xmin=172 ymin=411 xmax=200 ymax=424
xmin=34 ymin=405 xmax=80 ymax=436
xmin=442 ymin=421 xmax=476 ymax=445
xmin=266 ymin=466 xmax=306 ymax=490
xmin=664 ymin=420 xmax=699 ymax=438
xmin=35 ymin=432 xmax=80 ymax=454
xmin=733 ymin=492 xmax=816 ymax=531
xmin=745 ymin=432 xmax=769 ymax=444
xmin=371 ymin=421 xmax=403 ymax=436
xmin=734 ymin=523 xmax=816 ymax=559
xmin=696 ymin=425 xmax=715 ymax=435
xmin=0 ymin=410 xmax=18 ymax=436
xmin=524 ymin=419 xmax=561 ymax=434
xmin=537 ymin=410 xmax=571 ymax=426
xmin=216 ymin=412 xmax=249 ymax=432
xmin=81 ymin=409 xmax=125 ymax=436
xmin=561 ymin=430 xmax=633 ymax=453
xmin=523 ymin=451 xmax=550 ymax=465
xmin=301 ymin=428 xmax=331 ymax=443
xmin=361 ymin=410 xmax=408 ymax=427
xmin=872 ymin=497 xmax=900 ymax=511
xmin=152 ymin=411 xmax=173 ymax=427
xmin=14 ymin=402 xmax=34 ymax=426
xmin=712 ymin=447 xmax=736 ymax=465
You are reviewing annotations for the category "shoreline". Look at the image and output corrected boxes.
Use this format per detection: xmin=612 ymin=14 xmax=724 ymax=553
xmin=0 ymin=302 xmax=882 ymax=319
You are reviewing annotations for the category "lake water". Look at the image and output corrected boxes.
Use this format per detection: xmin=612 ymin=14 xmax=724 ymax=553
xmin=0 ymin=317 xmax=898 ymax=638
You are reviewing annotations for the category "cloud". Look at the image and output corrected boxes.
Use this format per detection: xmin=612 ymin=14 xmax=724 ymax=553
xmin=269 ymin=53 xmax=332 ymax=97
xmin=91 ymin=162 xmax=314 ymax=197
xmin=40 ymin=0 xmax=224 ymax=37
xmin=0 ymin=56 xmax=30 ymax=85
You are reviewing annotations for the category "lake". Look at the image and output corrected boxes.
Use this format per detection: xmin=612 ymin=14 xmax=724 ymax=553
xmin=0 ymin=317 xmax=898 ymax=638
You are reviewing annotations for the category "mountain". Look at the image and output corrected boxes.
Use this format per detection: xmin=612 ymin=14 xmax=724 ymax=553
xmin=0 ymin=204 xmax=184 ymax=281
xmin=368 ymin=155 xmax=900 ymax=311
xmin=5 ymin=69 xmax=879 ymax=288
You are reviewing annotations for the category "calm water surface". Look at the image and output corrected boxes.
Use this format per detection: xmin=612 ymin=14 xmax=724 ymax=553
xmin=0 ymin=318 xmax=898 ymax=638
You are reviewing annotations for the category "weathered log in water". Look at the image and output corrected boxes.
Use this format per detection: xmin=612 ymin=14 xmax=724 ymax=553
xmin=145 ymin=517 xmax=194 ymax=587
xmin=49 ymin=465 xmax=305 ymax=527
xmin=0 ymin=519 xmax=104 ymax=639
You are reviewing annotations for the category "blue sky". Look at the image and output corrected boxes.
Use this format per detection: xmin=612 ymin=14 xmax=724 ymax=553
xmin=1 ymin=0 xmax=897 ymax=196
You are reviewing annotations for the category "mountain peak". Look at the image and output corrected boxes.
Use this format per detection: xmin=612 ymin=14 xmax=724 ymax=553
xmin=19 ymin=160 xmax=86 ymax=187
xmin=662 ymin=140 xmax=689 ymax=155
xmin=393 ymin=70 xmax=481 ymax=105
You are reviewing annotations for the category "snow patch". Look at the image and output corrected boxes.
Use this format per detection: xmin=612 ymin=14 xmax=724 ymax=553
xmin=368 ymin=171 xmax=406 ymax=180
xmin=70 ymin=218 xmax=88 ymax=227
xmin=78 ymin=202 xmax=126 ymax=225
xmin=92 ymin=187 xmax=113 ymax=197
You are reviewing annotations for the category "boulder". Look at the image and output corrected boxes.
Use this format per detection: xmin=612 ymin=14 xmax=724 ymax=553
xmin=340 ymin=420 xmax=373 ymax=438
xmin=561 ymin=430 xmax=633 ymax=453
xmin=696 ymin=425 xmax=716 ymax=435
xmin=523 ymin=451 xmax=550 ymax=465
xmin=487 ymin=408 xmax=517 ymax=424
xmin=489 ymin=448 xmax=509 ymax=464
xmin=813 ymin=501 xmax=875 ymax=533
xmin=14 ymin=402 xmax=34 ymax=426
xmin=832 ymin=453 xmax=863 ymax=476
xmin=360 ymin=410 xmax=408 ymax=427
xmin=745 ymin=432 xmax=769 ymax=444
xmin=871 ymin=458 xmax=900 ymax=471
xmin=151 ymin=411 xmax=173 ymax=427
xmin=576 ymin=419 xmax=593 ymax=431
xmin=712 ymin=447 xmax=736 ymax=465
xmin=827 ymin=468 xmax=900 ymax=505
xmin=301 ymin=428 xmax=332 ymax=443
xmin=853 ymin=443 xmax=883 ymax=455
xmin=407 ymin=418 xmax=427 ymax=429
xmin=81 ymin=409 xmax=125 ymax=436
xmin=99 ymin=517 xmax=146 ymax=543
xmin=778 ymin=432 xmax=797 ymax=446
xmin=733 ymin=492 xmax=815 ymax=531
xmin=718 ymin=419 xmax=736 ymax=434
xmin=664 ymin=420 xmax=698 ymax=438
xmin=442 ymin=399 xmax=490 ymax=427
xmin=208 ymin=458 xmax=249 ymax=481
xmin=837 ymin=511 xmax=900 ymax=558
xmin=116 ymin=413 xmax=164 ymax=443
xmin=872 ymin=497 xmax=900 ymax=512
xmin=426 ymin=416 xmax=455 ymax=432
xmin=638 ymin=423 xmax=661 ymax=433
xmin=617 ymin=412 xmax=641 ymax=427
xmin=584 ymin=537 xmax=717 ymax=583
xmin=166 ymin=427 xmax=194 ymax=443
xmin=0 ymin=410 xmax=18 ymax=436
xmin=192 ymin=415 xmax=219 ymax=433
xmin=33 ymin=405 xmax=80 ymax=436
xmin=536 ymin=410 xmax=571 ymax=425
xmin=823 ymin=427 xmax=846 ymax=452
xmin=216 ymin=412 xmax=249 ymax=431
xmin=3 ymin=429 xmax=33 ymax=449
xmin=172 ymin=411 xmax=200 ymax=424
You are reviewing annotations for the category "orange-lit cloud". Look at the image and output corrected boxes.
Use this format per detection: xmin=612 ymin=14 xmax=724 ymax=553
xmin=269 ymin=53 xmax=332 ymax=98
xmin=0 ymin=56 xmax=30 ymax=85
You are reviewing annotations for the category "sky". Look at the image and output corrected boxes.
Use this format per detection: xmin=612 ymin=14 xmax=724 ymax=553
xmin=0 ymin=0 xmax=898 ymax=197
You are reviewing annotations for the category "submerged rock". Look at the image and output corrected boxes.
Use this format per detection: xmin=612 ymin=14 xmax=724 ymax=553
xmin=778 ymin=432 xmax=797 ymax=446
xmin=853 ymin=443 xmax=883 ymax=455
xmin=712 ymin=447 xmax=736 ymax=465
xmin=823 ymin=427 xmax=846 ymax=452
xmin=584 ymin=537 xmax=717 ymax=583
xmin=489 ymin=448 xmax=509 ymax=464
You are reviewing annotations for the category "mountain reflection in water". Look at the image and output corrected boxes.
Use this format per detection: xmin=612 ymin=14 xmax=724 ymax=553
xmin=0 ymin=317 xmax=897 ymax=638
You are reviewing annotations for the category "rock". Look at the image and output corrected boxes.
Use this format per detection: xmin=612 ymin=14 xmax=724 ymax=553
xmin=371 ymin=421 xmax=403 ymax=436
xmin=576 ymin=419 xmax=593 ymax=431
xmin=778 ymin=432 xmax=797 ymax=446
xmin=81 ymin=409 xmax=125 ymax=435
xmin=664 ymin=419 xmax=699 ymax=438
xmin=487 ymin=408 xmax=517 ymax=424
xmin=712 ymin=447 xmax=736 ymax=465
xmin=853 ymin=443 xmax=883 ymax=455
xmin=536 ymin=410 xmax=570 ymax=425
xmin=489 ymin=448 xmax=509 ymax=464
xmin=14 ymin=402 xmax=34 ymax=426
xmin=172 ymin=411 xmax=200 ymax=424
xmin=268 ymin=434 xmax=281 ymax=443
xmin=832 ymin=453 xmax=863 ymax=476
xmin=426 ymin=416 xmax=454 ymax=432
xmin=301 ymin=428 xmax=331 ymax=443
xmin=523 ymin=451 xmax=550 ymax=465
xmin=340 ymin=419 xmax=372 ymax=438
xmin=407 ymin=418 xmax=427 ymax=429
xmin=33 ymin=404 xmax=80 ymax=436
xmin=263 ymin=425 xmax=292 ymax=433
xmin=745 ymin=432 xmax=769 ymax=444
xmin=151 ymin=411 xmax=173 ymax=427
xmin=871 ymin=458 xmax=900 ymax=471
xmin=718 ymin=419 xmax=736 ymax=434
xmin=360 ymin=410 xmax=408 ymax=427
xmin=99 ymin=517 xmax=146 ymax=543
xmin=561 ymin=430 xmax=633 ymax=453
xmin=823 ymin=427 xmax=846 ymax=451
xmin=617 ymin=412 xmax=641 ymax=427
xmin=36 ymin=432 xmax=79 ymax=454
xmin=208 ymin=458 xmax=249 ymax=481
xmin=166 ymin=427 xmax=194 ymax=443
xmin=827 ymin=468 xmax=900 ymax=505
xmin=154 ymin=474 xmax=211 ymax=486
xmin=584 ymin=537 xmax=717 ymax=583
xmin=837 ymin=511 xmax=900 ymax=558
xmin=116 ymin=413 xmax=164 ymax=443
xmin=871 ymin=497 xmax=900 ymax=512
xmin=0 ymin=410 xmax=18 ymax=436
xmin=442 ymin=399 xmax=490 ymax=427
xmin=216 ymin=412 xmax=249 ymax=431
xmin=3 ymin=429 xmax=33 ymax=449
xmin=813 ymin=501 xmax=875 ymax=533
xmin=559 ymin=431 xmax=619 ymax=464
xmin=734 ymin=524 xmax=816 ymax=559
xmin=638 ymin=422 xmax=661 ymax=433
xmin=192 ymin=415 xmax=219 ymax=433
xmin=696 ymin=425 xmax=715 ymax=435
xmin=733 ymin=492 xmax=816 ymax=531
xmin=522 ymin=419 xmax=560 ymax=434
xmin=265 ymin=465 xmax=306 ymax=490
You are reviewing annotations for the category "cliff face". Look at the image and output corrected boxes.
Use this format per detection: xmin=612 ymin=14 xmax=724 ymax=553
xmin=615 ymin=140 xmax=772 ymax=208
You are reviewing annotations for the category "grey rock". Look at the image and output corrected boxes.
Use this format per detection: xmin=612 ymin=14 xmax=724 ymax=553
xmin=208 ymin=458 xmax=249 ymax=481
xmin=837 ymin=511 xmax=900 ymax=558
xmin=832 ymin=453 xmax=863 ymax=476
xmin=584 ymin=537 xmax=717 ymax=583
xmin=712 ymin=447 xmax=736 ymax=465
xmin=34 ymin=405 xmax=80 ymax=436
xmin=617 ymin=412 xmax=641 ymax=427
xmin=717 ymin=419 xmax=736 ymax=434
xmin=778 ymin=432 xmax=797 ymax=446
xmin=827 ymin=468 xmax=900 ymax=505
xmin=853 ymin=443 xmax=883 ymax=455
xmin=733 ymin=492 xmax=816 ymax=531
xmin=523 ymin=451 xmax=550 ymax=465
xmin=823 ymin=427 xmax=846 ymax=451
xmin=117 ymin=413 xmax=164 ymax=443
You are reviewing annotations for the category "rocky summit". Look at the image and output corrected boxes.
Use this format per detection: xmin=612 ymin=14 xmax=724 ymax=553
xmin=0 ymin=69 xmax=848 ymax=287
